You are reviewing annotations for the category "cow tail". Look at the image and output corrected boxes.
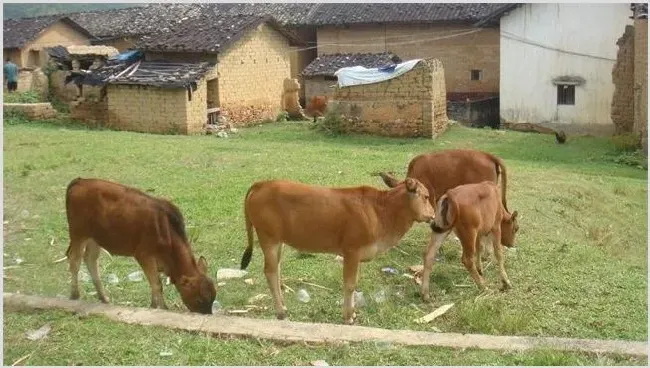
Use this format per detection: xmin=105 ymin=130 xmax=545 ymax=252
xmin=64 ymin=177 xmax=83 ymax=258
xmin=430 ymin=195 xmax=457 ymax=233
xmin=486 ymin=153 xmax=509 ymax=212
xmin=240 ymin=185 xmax=257 ymax=270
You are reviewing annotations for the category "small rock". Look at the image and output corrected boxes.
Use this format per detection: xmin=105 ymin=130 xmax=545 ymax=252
xmin=373 ymin=289 xmax=387 ymax=304
xmin=216 ymin=131 xmax=228 ymax=138
xmin=216 ymin=268 xmax=248 ymax=281
xmin=311 ymin=360 xmax=329 ymax=366
xmin=244 ymin=278 xmax=255 ymax=285
xmin=334 ymin=255 xmax=344 ymax=263
xmin=381 ymin=266 xmax=398 ymax=275
xmin=230 ymin=127 xmax=239 ymax=133
xmin=25 ymin=324 xmax=51 ymax=341
xmin=217 ymin=282 xmax=226 ymax=287
xmin=14 ymin=257 xmax=24 ymax=265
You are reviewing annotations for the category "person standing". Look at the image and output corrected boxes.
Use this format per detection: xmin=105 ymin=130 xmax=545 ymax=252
xmin=4 ymin=59 xmax=18 ymax=93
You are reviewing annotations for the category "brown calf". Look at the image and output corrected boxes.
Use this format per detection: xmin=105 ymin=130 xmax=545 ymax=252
xmin=425 ymin=181 xmax=519 ymax=300
xmin=65 ymin=178 xmax=216 ymax=314
xmin=305 ymin=95 xmax=328 ymax=122
xmin=240 ymin=178 xmax=434 ymax=324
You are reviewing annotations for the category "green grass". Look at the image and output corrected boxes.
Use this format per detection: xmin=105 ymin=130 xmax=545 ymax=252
xmin=3 ymin=90 xmax=43 ymax=104
xmin=3 ymin=118 xmax=648 ymax=365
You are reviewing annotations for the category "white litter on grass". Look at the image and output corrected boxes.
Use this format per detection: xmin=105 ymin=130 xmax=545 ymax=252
xmin=25 ymin=324 xmax=51 ymax=341
xmin=354 ymin=291 xmax=366 ymax=308
xmin=127 ymin=271 xmax=144 ymax=282
xmin=311 ymin=360 xmax=329 ymax=366
xmin=296 ymin=289 xmax=310 ymax=303
xmin=14 ymin=258 xmax=24 ymax=265
xmin=159 ymin=351 xmax=173 ymax=357
xmin=373 ymin=290 xmax=387 ymax=304
xmin=216 ymin=268 xmax=248 ymax=281
xmin=212 ymin=300 xmax=222 ymax=313
xmin=414 ymin=303 xmax=455 ymax=324
xmin=106 ymin=273 xmax=119 ymax=284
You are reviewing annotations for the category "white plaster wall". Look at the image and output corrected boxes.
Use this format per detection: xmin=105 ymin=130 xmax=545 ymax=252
xmin=500 ymin=3 xmax=632 ymax=132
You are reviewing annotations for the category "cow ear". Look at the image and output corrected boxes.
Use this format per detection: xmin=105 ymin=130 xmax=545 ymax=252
xmin=405 ymin=178 xmax=418 ymax=193
xmin=198 ymin=256 xmax=208 ymax=274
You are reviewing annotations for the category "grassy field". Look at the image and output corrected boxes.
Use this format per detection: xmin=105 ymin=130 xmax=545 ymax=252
xmin=3 ymin=117 xmax=648 ymax=365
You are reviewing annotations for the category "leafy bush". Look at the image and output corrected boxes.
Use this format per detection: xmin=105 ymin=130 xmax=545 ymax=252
xmin=3 ymin=91 xmax=42 ymax=104
xmin=310 ymin=110 xmax=347 ymax=136
xmin=275 ymin=111 xmax=289 ymax=122
xmin=612 ymin=150 xmax=647 ymax=170
xmin=611 ymin=133 xmax=640 ymax=152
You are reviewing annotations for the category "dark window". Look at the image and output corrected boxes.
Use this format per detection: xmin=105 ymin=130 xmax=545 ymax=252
xmin=557 ymin=84 xmax=575 ymax=105
xmin=471 ymin=69 xmax=482 ymax=81
xmin=324 ymin=75 xmax=337 ymax=81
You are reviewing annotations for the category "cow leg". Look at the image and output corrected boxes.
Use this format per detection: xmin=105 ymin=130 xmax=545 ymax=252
xmin=84 ymin=241 xmax=109 ymax=303
xmin=67 ymin=236 xmax=87 ymax=300
xmin=136 ymin=256 xmax=167 ymax=310
xmin=421 ymin=230 xmax=450 ymax=302
xmin=276 ymin=244 xmax=286 ymax=312
xmin=475 ymin=236 xmax=485 ymax=277
xmin=342 ymin=254 xmax=360 ymax=325
xmin=491 ymin=230 xmax=512 ymax=291
xmin=458 ymin=230 xmax=487 ymax=291
xmin=262 ymin=242 xmax=285 ymax=320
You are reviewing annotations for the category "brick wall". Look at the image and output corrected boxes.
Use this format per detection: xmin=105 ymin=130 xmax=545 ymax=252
xmin=107 ymin=84 xmax=191 ymax=134
xmin=217 ymin=23 xmax=293 ymax=125
xmin=186 ymin=78 xmax=208 ymax=134
xmin=50 ymin=70 xmax=81 ymax=102
xmin=611 ymin=25 xmax=635 ymax=134
xmin=317 ymin=24 xmax=499 ymax=95
xmin=330 ymin=58 xmax=448 ymax=138
xmin=634 ymin=19 xmax=648 ymax=154
xmin=70 ymin=98 xmax=107 ymax=125
xmin=305 ymin=77 xmax=337 ymax=100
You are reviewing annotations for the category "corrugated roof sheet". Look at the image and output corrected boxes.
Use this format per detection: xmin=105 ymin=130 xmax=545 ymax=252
xmin=302 ymin=52 xmax=402 ymax=77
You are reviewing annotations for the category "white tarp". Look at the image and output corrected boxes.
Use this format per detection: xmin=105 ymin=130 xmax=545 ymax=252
xmin=334 ymin=59 xmax=422 ymax=88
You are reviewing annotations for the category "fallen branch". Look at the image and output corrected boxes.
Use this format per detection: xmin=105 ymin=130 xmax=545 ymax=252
xmin=11 ymin=353 xmax=32 ymax=366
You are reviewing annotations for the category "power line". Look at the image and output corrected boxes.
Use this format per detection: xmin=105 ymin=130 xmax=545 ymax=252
xmin=501 ymin=30 xmax=617 ymax=62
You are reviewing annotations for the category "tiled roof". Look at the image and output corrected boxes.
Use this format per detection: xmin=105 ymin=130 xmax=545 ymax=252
xmin=302 ymin=52 xmax=402 ymax=77
xmin=108 ymin=61 xmax=215 ymax=88
xmin=136 ymin=13 xmax=299 ymax=55
xmin=3 ymin=15 xmax=94 ymax=49
xmin=305 ymin=3 xmax=511 ymax=26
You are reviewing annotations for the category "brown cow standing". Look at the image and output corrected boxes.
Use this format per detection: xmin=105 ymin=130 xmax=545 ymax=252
xmin=65 ymin=178 xmax=216 ymax=314
xmin=240 ymin=178 xmax=434 ymax=324
xmin=427 ymin=181 xmax=519 ymax=298
xmin=378 ymin=149 xmax=510 ymax=299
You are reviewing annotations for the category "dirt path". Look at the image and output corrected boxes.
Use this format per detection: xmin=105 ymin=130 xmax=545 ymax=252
xmin=4 ymin=292 xmax=647 ymax=357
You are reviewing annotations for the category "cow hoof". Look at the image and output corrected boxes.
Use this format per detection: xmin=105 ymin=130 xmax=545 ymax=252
xmin=344 ymin=318 xmax=355 ymax=325
xmin=99 ymin=296 xmax=110 ymax=304
xmin=70 ymin=291 xmax=80 ymax=300
xmin=421 ymin=293 xmax=431 ymax=302
xmin=500 ymin=282 xmax=512 ymax=292
xmin=276 ymin=312 xmax=287 ymax=320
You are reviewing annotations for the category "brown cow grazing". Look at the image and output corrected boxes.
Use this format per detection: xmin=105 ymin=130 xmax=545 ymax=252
xmin=65 ymin=178 xmax=216 ymax=314
xmin=425 ymin=181 xmax=519 ymax=300
xmin=305 ymin=95 xmax=328 ymax=122
xmin=240 ymin=178 xmax=434 ymax=324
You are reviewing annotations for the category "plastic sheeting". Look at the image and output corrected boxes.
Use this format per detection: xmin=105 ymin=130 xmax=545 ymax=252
xmin=334 ymin=59 xmax=422 ymax=88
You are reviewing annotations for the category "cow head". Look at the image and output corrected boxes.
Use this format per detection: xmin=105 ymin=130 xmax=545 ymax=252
xmin=177 ymin=256 xmax=217 ymax=314
xmin=500 ymin=210 xmax=519 ymax=247
xmin=404 ymin=178 xmax=435 ymax=223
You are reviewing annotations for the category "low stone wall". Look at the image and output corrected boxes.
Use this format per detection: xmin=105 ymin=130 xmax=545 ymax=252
xmin=221 ymin=104 xmax=277 ymax=126
xmin=330 ymin=58 xmax=448 ymax=138
xmin=4 ymin=103 xmax=57 ymax=120
xmin=70 ymin=99 xmax=107 ymax=125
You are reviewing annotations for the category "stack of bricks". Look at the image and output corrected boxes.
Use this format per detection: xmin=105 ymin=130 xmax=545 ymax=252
xmin=331 ymin=58 xmax=448 ymax=138
xmin=4 ymin=103 xmax=57 ymax=120
xmin=217 ymin=23 xmax=292 ymax=125
xmin=611 ymin=25 xmax=636 ymax=135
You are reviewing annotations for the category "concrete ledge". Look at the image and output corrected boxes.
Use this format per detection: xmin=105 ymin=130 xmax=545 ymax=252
xmin=4 ymin=103 xmax=57 ymax=120
xmin=4 ymin=293 xmax=647 ymax=357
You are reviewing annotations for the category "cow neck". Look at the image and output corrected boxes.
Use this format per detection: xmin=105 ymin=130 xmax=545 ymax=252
xmin=167 ymin=238 xmax=199 ymax=284
xmin=375 ymin=188 xmax=416 ymax=241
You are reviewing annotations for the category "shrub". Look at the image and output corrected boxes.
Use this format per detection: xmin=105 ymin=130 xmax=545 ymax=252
xmin=611 ymin=132 xmax=640 ymax=152
xmin=275 ymin=111 xmax=289 ymax=123
xmin=310 ymin=110 xmax=347 ymax=136
xmin=3 ymin=90 xmax=41 ymax=104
